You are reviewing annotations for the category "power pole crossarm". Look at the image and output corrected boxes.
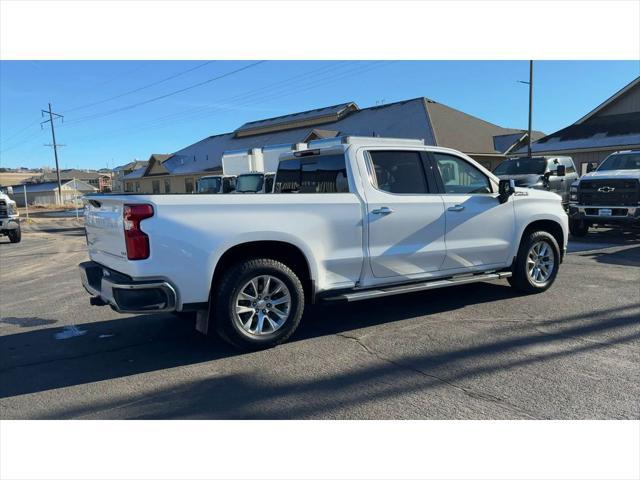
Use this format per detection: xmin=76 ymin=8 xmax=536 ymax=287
xmin=41 ymin=103 xmax=64 ymax=204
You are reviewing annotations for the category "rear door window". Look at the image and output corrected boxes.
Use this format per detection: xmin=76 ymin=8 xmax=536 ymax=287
xmin=368 ymin=151 xmax=430 ymax=194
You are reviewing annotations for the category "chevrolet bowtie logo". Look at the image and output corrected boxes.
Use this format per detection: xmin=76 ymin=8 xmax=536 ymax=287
xmin=598 ymin=186 xmax=615 ymax=193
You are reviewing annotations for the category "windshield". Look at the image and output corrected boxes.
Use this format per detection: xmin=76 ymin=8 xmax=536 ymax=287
xmin=494 ymin=158 xmax=547 ymax=175
xmin=597 ymin=153 xmax=640 ymax=171
xmin=236 ymin=174 xmax=264 ymax=192
xmin=197 ymin=177 xmax=222 ymax=193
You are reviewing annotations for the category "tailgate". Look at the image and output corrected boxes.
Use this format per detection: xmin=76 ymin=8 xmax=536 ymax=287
xmin=84 ymin=197 xmax=128 ymax=261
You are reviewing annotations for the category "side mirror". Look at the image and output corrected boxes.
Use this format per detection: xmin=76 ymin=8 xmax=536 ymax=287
xmin=555 ymin=165 xmax=566 ymax=177
xmin=498 ymin=179 xmax=516 ymax=204
xmin=586 ymin=163 xmax=595 ymax=173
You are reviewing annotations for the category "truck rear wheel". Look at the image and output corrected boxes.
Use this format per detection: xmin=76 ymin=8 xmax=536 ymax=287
xmin=8 ymin=225 xmax=21 ymax=243
xmin=508 ymin=230 xmax=560 ymax=294
xmin=569 ymin=218 xmax=589 ymax=237
xmin=214 ymin=258 xmax=305 ymax=350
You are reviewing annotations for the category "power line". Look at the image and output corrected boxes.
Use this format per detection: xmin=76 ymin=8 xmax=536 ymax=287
xmin=64 ymin=61 xmax=266 ymax=126
xmin=68 ymin=61 xmax=388 ymax=145
xmin=0 ymin=119 xmax=42 ymax=146
xmin=63 ymin=61 xmax=215 ymax=113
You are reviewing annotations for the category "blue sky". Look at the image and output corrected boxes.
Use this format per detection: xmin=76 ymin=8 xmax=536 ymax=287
xmin=1 ymin=60 xmax=638 ymax=170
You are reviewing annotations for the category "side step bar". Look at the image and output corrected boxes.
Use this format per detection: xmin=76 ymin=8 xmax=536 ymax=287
xmin=324 ymin=271 xmax=512 ymax=303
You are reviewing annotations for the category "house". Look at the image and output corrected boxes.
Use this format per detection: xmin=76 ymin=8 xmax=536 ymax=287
xmin=112 ymin=159 xmax=151 ymax=192
xmin=27 ymin=169 xmax=113 ymax=192
xmin=10 ymin=179 xmax=97 ymax=207
xmin=513 ymin=76 xmax=640 ymax=174
xmin=124 ymin=97 xmax=544 ymax=193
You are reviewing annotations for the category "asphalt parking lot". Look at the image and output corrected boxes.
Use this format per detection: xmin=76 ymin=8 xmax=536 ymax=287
xmin=1 ymin=215 xmax=639 ymax=419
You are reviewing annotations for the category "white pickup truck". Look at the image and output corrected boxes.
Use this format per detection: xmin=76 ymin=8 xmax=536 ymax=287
xmin=80 ymin=136 xmax=568 ymax=349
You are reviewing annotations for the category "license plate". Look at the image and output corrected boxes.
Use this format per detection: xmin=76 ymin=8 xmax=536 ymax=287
xmin=599 ymin=208 xmax=612 ymax=216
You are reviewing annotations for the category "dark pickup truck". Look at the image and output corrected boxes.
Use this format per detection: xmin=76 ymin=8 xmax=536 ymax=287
xmin=568 ymin=150 xmax=640 ymax=236
xmin=494 ymin=156 xmax=579 ymax=208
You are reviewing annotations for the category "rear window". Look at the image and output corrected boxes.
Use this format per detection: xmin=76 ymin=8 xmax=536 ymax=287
xmin=275 ymin=154 xmax=349 ymax=193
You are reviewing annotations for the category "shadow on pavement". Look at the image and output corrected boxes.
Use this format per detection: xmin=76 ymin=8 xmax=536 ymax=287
xmin=1 ymin=280 xmax=639 ymax=420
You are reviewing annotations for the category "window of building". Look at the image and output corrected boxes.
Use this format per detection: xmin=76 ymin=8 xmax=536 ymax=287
xmin=368 ymin=151 xmax=429 ymax=194
xmin=124 ymin=182 xmax=132 ymax=192
xmin=164 ymin=179 xmax=171 ymax=193
xmin=185 ymin=177 xmax=195 ymax=193
xmin=152 ymin=180 xmax=160 ymax=194
xmin=135 ymin=182 xmax=141 ymax=193
xmin=433 ymin=153 xmax=491 ymax=194
xmin=274 ymin=154 xmax=349 ymax=193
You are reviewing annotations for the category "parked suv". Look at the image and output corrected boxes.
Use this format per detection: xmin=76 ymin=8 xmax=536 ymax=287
xmin=494 ymin=156 xmax=578 ymax=207
xmin=568 ymin=150 xmax=640 ymax=236
xmin=0 ymin=190 xmax=21 ymax=243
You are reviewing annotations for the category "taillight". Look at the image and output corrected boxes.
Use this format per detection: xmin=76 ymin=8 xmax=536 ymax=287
xmin=123 ymin=204 xmax=154 ymax=260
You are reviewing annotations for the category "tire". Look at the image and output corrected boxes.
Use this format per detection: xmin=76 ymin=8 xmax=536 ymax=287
xmin=8 ymin=226 xmax=21 ymax=244
xmin=214 ymin=258 xmax=305 ymax=350
xmin=569 ymin=218 xmax=589 ymax=237
xmin=508 ymin=230 xmax=561 ymax=294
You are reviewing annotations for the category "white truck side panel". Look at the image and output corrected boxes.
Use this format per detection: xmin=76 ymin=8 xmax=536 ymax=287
xmin=86 ymin=193 xmax=364 ymax=307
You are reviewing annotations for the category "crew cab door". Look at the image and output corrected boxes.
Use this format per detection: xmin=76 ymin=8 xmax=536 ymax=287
xmin=430 ymin=152 xmax=515 ymax=270
xmin=361 ymin=149 xmax=447 ymax=281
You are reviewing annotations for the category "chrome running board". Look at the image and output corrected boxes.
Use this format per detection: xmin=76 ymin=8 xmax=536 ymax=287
xmin=324 ymin=272 xmax=512 ymax=302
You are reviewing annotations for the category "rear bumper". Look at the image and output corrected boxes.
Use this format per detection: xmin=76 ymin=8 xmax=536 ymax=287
xmin=569 ymin=205 xmax=640 ymax=226
xmin=79 ymin=261 xmax=177 ymax=313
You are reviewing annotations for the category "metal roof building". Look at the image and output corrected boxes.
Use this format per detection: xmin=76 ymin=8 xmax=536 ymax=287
xmin=123 ymin=97 xmax=543 ymax=193
xmin=513 ymin=76 xmax=640 ymax=174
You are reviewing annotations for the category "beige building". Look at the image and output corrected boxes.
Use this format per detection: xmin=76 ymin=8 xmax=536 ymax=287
xmin=123 ymin=154 xmax=207 ymax=194
xmin=513 ymin=76 xmax=640 ymax=174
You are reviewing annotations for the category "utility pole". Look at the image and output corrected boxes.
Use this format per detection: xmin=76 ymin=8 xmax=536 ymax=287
xmin=41 ymin=103 xmax=64 ymax=204
xmin=517 ymin=60 xmax=534 ymax=157
xmin=527 ymin=60 xmax=533 ymax=157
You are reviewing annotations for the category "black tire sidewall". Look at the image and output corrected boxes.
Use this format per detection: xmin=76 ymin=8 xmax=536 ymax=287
xmin=569 ymin=219 xmax=588 ymax=237
xmin=215 ymin=259 xmax=304 ymax=349
xmin=9 ymin=226 xmax=21 ymax=243
xmin=513 ymin=231 xmax=560 ymax=293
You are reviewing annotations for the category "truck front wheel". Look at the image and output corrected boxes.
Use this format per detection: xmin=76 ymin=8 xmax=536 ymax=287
xmin=214 ymin=258 xmax=305 ymax=350
xmin=8 ymin=225 xmax=21 ymax=243
xmin=508 ymin=230 xmax=560 ymax=294
xmin=569 ymin=218 xmax=589 ymax=237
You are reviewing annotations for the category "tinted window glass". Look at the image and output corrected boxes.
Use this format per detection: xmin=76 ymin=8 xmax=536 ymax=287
xmin=597 ymin=153 xmax=640 ymax=171
xmin=434 ymin=153 xmax=491 ymax=194
xmin=493 ymin=158 xmax=546 ymax=175
xmin=197 ymin=177 xmax=221 ymax=194
xmin=369 ymin=151 xmax=428 ymax=194
xmin=236 ymin=174 xmax=264 ymax=193
xmin=275 ymin=154 xmax=349 ymax=193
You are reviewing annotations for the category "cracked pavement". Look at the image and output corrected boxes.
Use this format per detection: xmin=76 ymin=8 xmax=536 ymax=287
xmin=1 ymin=219 xmax=639 ymax=419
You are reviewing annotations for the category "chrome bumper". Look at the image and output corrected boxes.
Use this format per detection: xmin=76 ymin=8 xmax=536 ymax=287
xmin=79 ymin=261 xmax=177 ymax=314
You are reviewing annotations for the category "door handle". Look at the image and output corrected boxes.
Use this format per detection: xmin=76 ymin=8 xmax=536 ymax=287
xmin=371 ymin=207 xmax=394 ymax=215
xmin=447 ymin=205 xmax=465 ymax=212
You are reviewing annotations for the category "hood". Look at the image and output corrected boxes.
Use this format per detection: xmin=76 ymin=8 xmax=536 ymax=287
xmin=497 ymin=173 xmax=543 ymax=187
xmin=581 ymin=169 xmax=640 ymax=181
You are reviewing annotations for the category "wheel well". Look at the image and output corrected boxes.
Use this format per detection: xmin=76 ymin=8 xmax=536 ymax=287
xmin=522 ymin=220 xmax=565 ymax=260
xmin=211 ymin=241 xmax=314 ymax=302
